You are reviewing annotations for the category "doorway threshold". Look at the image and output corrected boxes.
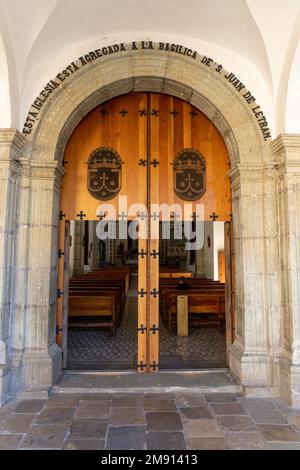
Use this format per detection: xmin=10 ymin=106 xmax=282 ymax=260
xmin=52 ymin=369 xmax=241 ymax=394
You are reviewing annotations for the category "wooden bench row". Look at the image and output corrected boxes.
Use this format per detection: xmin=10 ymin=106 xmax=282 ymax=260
xmin=68 ymin=267 xmax=131 ymax=335
xmin=159 ymin=277 xmax=225 ymax=333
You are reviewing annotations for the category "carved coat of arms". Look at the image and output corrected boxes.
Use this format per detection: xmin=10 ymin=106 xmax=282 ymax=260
xmin=173 ymin=148 xmax=206 ymax=201
xmin=87 ymin=147 xmax=122 ymax=200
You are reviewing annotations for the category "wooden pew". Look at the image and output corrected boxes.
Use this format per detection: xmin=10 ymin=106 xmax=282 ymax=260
xmin=166 ymin=291 xmax=225 ymax=334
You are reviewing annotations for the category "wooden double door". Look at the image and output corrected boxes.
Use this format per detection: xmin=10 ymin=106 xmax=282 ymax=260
xmin=57 ymin=92 xmax=232 ymax=371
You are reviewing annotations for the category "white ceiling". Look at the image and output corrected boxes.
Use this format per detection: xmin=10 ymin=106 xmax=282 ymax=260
xmin=0 ymin=0 xmax=300 ymax=134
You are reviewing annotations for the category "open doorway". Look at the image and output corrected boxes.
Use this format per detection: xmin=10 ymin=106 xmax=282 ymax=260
xmin=158 ymin=220 xmax=229 ymax=369
xmin=63 ymin=220 xmax=138 ymax=370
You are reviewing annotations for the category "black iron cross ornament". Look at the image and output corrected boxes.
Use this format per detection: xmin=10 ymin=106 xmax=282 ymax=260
xmin=138 ymin=289 xmax=147 ymax=298
xmin=119 ymin=108 xmax=128 ymax=117
xmin=210 ymin=212 xmax=219 ymax=221
xmin=139 ymin=109 xmax=148 ymax=117
xmin=150 ymin=289 xmax=159 ymax=298
xmin=150 ymin=325 xmax=159 ymax=334
xmin=189 ymin=110 xmax=198 ymax=118
xmin=138 ymin=361 xmax=147 ymax=371
xmin=151 ymin=108 xmax=159 ymax=116
xmin=99 ymin=108 xmax=109 ymax=116
xmin=118 ymin=211 xmax=128 ymax=221
xmin=150 ymin=250 xmax=159 ymax=259
xmin=151 ymin=159 xmax=159 ymax=167
xmin=138 ymin=325 xmax=147 ymax=334
xmin=170 ymin=110 xmax=179 ymax=117
xmin=59 ymin=211 xmax=66 ymax=220
xmin=150 ymin=361 xmax=159 ymax=371
xmin=77 ymin=211 xmax=86 ymax=220
xmin=138 ymin=249 xmax=147 ymax=258
xmin=139 ymin=159 xmax=147 ymax=167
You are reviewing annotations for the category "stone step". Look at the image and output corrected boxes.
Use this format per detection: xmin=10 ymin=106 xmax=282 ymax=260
xmin=52 ymin=369 xmax=242 ymax=395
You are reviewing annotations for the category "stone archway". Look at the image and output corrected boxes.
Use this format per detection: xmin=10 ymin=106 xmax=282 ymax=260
xmin=2 ymin=44 xmax=282 ymax=402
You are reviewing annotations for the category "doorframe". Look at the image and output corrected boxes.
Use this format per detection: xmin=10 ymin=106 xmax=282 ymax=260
xmin=14 ymin=46 xmax=278 ymax=396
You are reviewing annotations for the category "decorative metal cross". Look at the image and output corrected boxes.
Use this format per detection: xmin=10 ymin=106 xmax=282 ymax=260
xmin=58 ymin=249 xmax=64 ymax=258
xmin=57 ymin=289 xmax=64 ymax=298
xmin=139 ymin=108 xmax=148 ymax=117
xmin=151 ymin=108 xmax=159 ymax=116
xmin=151 ymin=159 xmax=159 ymax=167
xmin=138 ymin=289 xmax=147 ymax=298
xmin=77 ymin=211 xmax=86 ymax=220
xmin=189 ymin=110 xmax=198 ymax=118
xmin=138 ymin=325 xmax=147 ymax=334
xmin=210 ymin=212 xmax=219 ymax=221
xmin=138 ymin=249 xmax=147 ymax=258
xmin=118 ymin=211 xmax=128 ymax=222
xmin=119 ymin=108 xmax=128 ymax=117
xmin=170 ymin=212 xmax=180 ymax=221
xmin=150 ymin=361 xmax=159 ymax=371
xmin=139 ymin=159 xmax=147 ymax=167
xmin=150 ymin=289 xmax=159 ymax=298
xmin=62 ymin=159 xmax=68 ymax=167
xmin=191 ymin=212 xmax=200 ymax=221
xmin=138 ymin=361 xmax=147 ymax=371
xmin=150 ymin=250 xmax=159 ymax=259
xmin=138 ymin=212 xmax=147 ymax=221
xmin=59 ymin=211 xmax=66 ymax=220
xmin=97 ymin=212 xmax=106 ymax=220
xmin=99 ymin=108 xmax=109 ymax=116
xmin=170 ymin=109 xmax=179 ymax=117
xmin=150 ymin=212 xmax=159 ymax=221
xmin=150 ymin=325 xmax=159 ymax=334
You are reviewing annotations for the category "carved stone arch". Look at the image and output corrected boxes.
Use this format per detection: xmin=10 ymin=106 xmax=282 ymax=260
xmin=9 ymin=45 xmax=279 ymax=401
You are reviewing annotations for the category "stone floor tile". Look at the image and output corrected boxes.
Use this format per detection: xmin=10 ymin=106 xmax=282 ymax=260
xmin=144 ymin=398 xmax=177 ymax=412
xmin=217 ymin=415 xmax=255 ymax=432
xmin=80 ymin=393 xmax=113 ymax=401
xmin=186 ymin=437 xmax=228 ymax=450
xmin=272 ymin=399 xmax=300 ymax=418
xmin=46 ymin=395 xmax=81 ymax=408
xmin=205 ymin=393 xmax=238 ymax=403
xmin=20 ymin=424 xmax=69 ymax=449
xmin=109 ymin=407 xmax=145 ymax=425
xmin=182 ymin=418 xmax=223 ymax=438
xmin=257 ymin=424 xmax=300 ymax=442
xmin=179 ymin=407 xmax=212 ymax=420
xmin=35 ymin=407 xmax=75 ymax=425
xmin=0 ymin=434 xmax=24 ymax=450
xmin=112 ymin=395 xmax=144 ymax=408
xmin=265 ymin=442 xmax=300 ymax=450
xmin=146 ymin=412 xmax=183 ymax=431
xmin=13 ymin=400 xmax=46 ymax=414
xmin=147 ymin=431 xmax=186 ymax=450
xmin=239 ymin=398 xmax=288 ymax=424
xmin=210 ymin=403 xmax=248 ymax=416
xmin=74 ymin=400 xmax=110 ymax=420
xmin=174 ymin=393 xmax=206 ymax=407
xmin=69 ymin=419 xmax=108 ymax=439
xmin=106 ymin=426 xmax=146 ymax=450
xmin=225 ymin=431 xmax=266 ymax=450
xmin=63 ymin=439 xmax=105 ymax=450
xmin=144 ymin=393 xmax=174 ymax=400
xmin=287 ymin=416 xmax=300 ymax=430
xmin=0 ymin=413 xmax=36 ymax=433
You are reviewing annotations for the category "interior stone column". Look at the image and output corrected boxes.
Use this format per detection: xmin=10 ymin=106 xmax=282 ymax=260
xmin=228 ymin=163 xmax=280 ymax=396
xmin=10 ymin=157 xmax=63 ymax=399
xmin=0 ymin=130 xmax=25 ymax=405
xmin=271 ymin=135 xmax=300 ymax=406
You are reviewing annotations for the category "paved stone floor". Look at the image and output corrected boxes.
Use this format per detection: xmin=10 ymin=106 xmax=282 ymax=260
xmin=1 ymin=392 xmax=300 ymax=450
xmin=67 ymin=275 xmax=226 ymax=370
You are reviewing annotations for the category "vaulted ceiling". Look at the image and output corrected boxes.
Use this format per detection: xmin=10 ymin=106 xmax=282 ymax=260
xmin=0 ymin=0 xmax=300 ymax=135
